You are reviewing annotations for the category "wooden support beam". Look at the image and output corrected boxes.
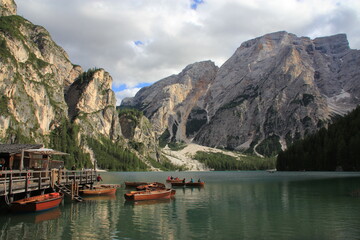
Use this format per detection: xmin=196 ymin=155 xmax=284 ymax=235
xmin=9 ymin=172 xmax=13 ymax=195
xmin=20 ymin=149 xmax=24 ymax=171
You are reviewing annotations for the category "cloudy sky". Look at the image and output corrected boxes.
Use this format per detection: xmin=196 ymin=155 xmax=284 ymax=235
xmin=16 ymin=0 xmax=360 ymax=105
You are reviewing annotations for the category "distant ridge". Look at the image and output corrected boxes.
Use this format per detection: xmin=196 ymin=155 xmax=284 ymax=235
xmin=122 ymin=31 xmax=360 ymax=156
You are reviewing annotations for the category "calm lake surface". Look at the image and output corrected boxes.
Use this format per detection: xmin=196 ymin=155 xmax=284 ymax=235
xmin=1 ymin=171 xmax=360 ymax=240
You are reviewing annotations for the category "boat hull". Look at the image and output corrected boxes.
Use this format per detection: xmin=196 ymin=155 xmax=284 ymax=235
xmin=171 ymin=182 xmax=186 ymax=187
xmin=124 ymin=182 xmax=148 ymax=187
xmin=124 ymin=189 xmax=172 ymax=201
xmin=136 ymin=182 xmax=166 ymax=191
xmin=166 ymin=179 xmax=183 ymax=183
xmin=171 ymin=182 xmax=205 ymax=187
xmin=185 ymin=182 xmax=205 ymax=187
xmin=10 ymin=193 xmax=63 ymax=212
xmin=81 ymin=188 xmax=116 ymax=195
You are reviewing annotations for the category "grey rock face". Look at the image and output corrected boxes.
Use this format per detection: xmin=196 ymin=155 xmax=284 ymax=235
xmin=123 ymin=31 xmax=360 ymax=155
xmin=122 ymin=60 xmax=218 ymax=142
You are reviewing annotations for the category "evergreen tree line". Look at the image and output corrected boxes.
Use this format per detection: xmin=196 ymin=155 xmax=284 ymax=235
xmin=87 ymin=137 xmax=149 ymax=171
xmin=118 ymin=108 xmax=143 ymax=124
xmin=277 ymin=106 xmax=360 ymax=171
xmin=49 ymin=119 xmax=92 ymax=169
xmin=194 ymin=151 xmax=276 ymax=171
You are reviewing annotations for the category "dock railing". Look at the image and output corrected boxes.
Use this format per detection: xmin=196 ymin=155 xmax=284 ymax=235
xmin=0 ymin=169 xmax=97 ymax=197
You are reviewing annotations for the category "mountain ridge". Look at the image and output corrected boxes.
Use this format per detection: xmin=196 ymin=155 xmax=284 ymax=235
xmin=122 ymin=31 xmax=360 ymax=156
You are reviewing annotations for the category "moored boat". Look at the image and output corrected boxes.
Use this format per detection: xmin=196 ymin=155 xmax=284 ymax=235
xmin=80 ymin=187 xmax=117 ymax=195
xmin=185 ymin=181 xmax=205 ymax=187
xmin=124 ymin=181 xmax=149 ymax=187
xmin=124 ymin=189 xmax=173 ymax=201
xmin=136 ymin=182 xmax=166 ymax=191
xmin=171 ymin=182 xmax=186 ymax=187
xmin=166 ymin=178 xmax=184 ymax=183
xmin=10 ymin=192 xmax=64 ymax=212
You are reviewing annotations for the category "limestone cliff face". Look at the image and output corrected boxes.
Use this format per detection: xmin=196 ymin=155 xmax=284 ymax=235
xmin=65 ymin=69 xmax=121 ymax=140
xmin=0 ymin=13 xmax=80 ymax=142
xmin=122 ymin=60 xmax=218 ymax=142
xmin=0 ymin=0 xmax=16 ymax=16
xmin=122 ymin=32 xmax=360 ymax=156
xmin=0 ymin=2 xmax=121 ymax=144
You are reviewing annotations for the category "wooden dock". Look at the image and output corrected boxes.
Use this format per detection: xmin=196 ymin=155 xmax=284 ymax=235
xmin=0 ymin=169 xmax=97 ymax=203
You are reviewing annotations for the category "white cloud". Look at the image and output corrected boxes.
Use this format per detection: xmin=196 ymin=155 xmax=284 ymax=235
xmin=115 ymin=88 xmax=141 ymax=106
xmin=16 ymin=0 xmax=360 ymax=105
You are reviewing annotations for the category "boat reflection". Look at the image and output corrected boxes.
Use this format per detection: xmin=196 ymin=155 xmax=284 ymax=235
xmin=34 ymin=207 xmax=61 ymax=223
xmin=124 ymin=198 xmax=172 ymax=207
xmin=7 ymin=207 xmax=62 ymax=224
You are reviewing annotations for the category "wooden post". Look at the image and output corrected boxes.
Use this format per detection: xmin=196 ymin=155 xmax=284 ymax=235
xmin=71 ymin=179 xmax=75 ymax=200
xmin=51 ymin=169 xmax=54 ymax=188
xmin=9 ymin=171 xmax=13 ymax=195
xmin=38 ymin=172 xmax=42 ymax=189
xmin=58 ymin=168 xmax=61 ymax=185
xmin=20 ymin=149 xmax=25 ymax=171
xmin=25 ymin=170 xmax=30 ymax=193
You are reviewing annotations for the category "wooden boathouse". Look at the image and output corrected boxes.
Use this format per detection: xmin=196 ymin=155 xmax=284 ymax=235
xmin=0 ymin=144 xmax=97 ymax=203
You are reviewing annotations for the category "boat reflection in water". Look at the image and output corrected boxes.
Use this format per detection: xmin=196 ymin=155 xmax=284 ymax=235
xmin=33 ymin=207 xmax=61 ymax=223
xmin=82 ymin=195 xmax=117 ymax=201
xmin=124 ymin=198 xmax=172 ymax=207
xmin=5 ymin=207 xmax=61 ymax=224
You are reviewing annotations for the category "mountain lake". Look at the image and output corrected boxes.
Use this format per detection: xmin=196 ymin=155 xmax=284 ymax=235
xmin=1 ymin=171 xmax=360 ymax=240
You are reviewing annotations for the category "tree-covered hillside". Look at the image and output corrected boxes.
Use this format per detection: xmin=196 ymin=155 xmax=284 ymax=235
xmin=277 ymin=106 xmax=360 ymax=171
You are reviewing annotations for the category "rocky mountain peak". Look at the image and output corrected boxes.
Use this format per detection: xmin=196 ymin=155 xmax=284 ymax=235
xmin=65 ymin=68 xmax=121 ymax=140
xmin=313 ymin=33 xmax=349 ymax=55
xmin=123 ymin=32 xmax=360 ymax=156
xmin=0 ymin=0 xmax=16 ymax=16
xmin=122 ymin=60 xmax=218 ymax=141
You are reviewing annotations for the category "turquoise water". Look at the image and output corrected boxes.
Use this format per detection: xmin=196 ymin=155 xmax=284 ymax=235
xmin=1 ymin=171 xmax=360 ymax=240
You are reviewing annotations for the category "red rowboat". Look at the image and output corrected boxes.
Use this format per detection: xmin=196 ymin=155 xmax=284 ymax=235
xmin=124 ymin=189 xmax=173 ymax=201
xmin=10 ymin=192 xmax=63 ymax=212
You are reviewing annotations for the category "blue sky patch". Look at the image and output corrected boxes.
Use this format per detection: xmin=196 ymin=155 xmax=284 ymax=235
xmin=112 ymin=84 xmax=127 ymax=92
xmin=134 ymin=40 xmax=144 ymax=46
xmin=112 ymin=82 xmax=152 ymax=92
xmin=191 ymin=0 xmax=204 ymax=10
xmin=136 ymin=82 xmax=151 ymax=88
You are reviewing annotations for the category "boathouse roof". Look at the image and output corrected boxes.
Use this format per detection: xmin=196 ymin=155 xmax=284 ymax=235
xmin=0 ymin=144 xmax=43 ymax=154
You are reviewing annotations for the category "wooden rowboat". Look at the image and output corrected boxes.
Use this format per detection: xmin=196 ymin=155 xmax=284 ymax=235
xmin=166 ymin=179 xmax=184 ymax=183
xmin=185 ymin=182 xmax=205 ymax=187
xmin=124 ymin=181 xmax=148 ymax=187
xmin=10 ymin=192 xmax=63 ymax=212
xmin=124 ymin=189 xmax=173 ymax=201
xmin=171 ymin=181 xmax=205 ymax=187
xmin=171 ymin=182 xmax=186 ymax=187
xmin=80 ymin=187 xmax=117 ymax=195
xmin=136 ymin=182 xmax=166 ymax=191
